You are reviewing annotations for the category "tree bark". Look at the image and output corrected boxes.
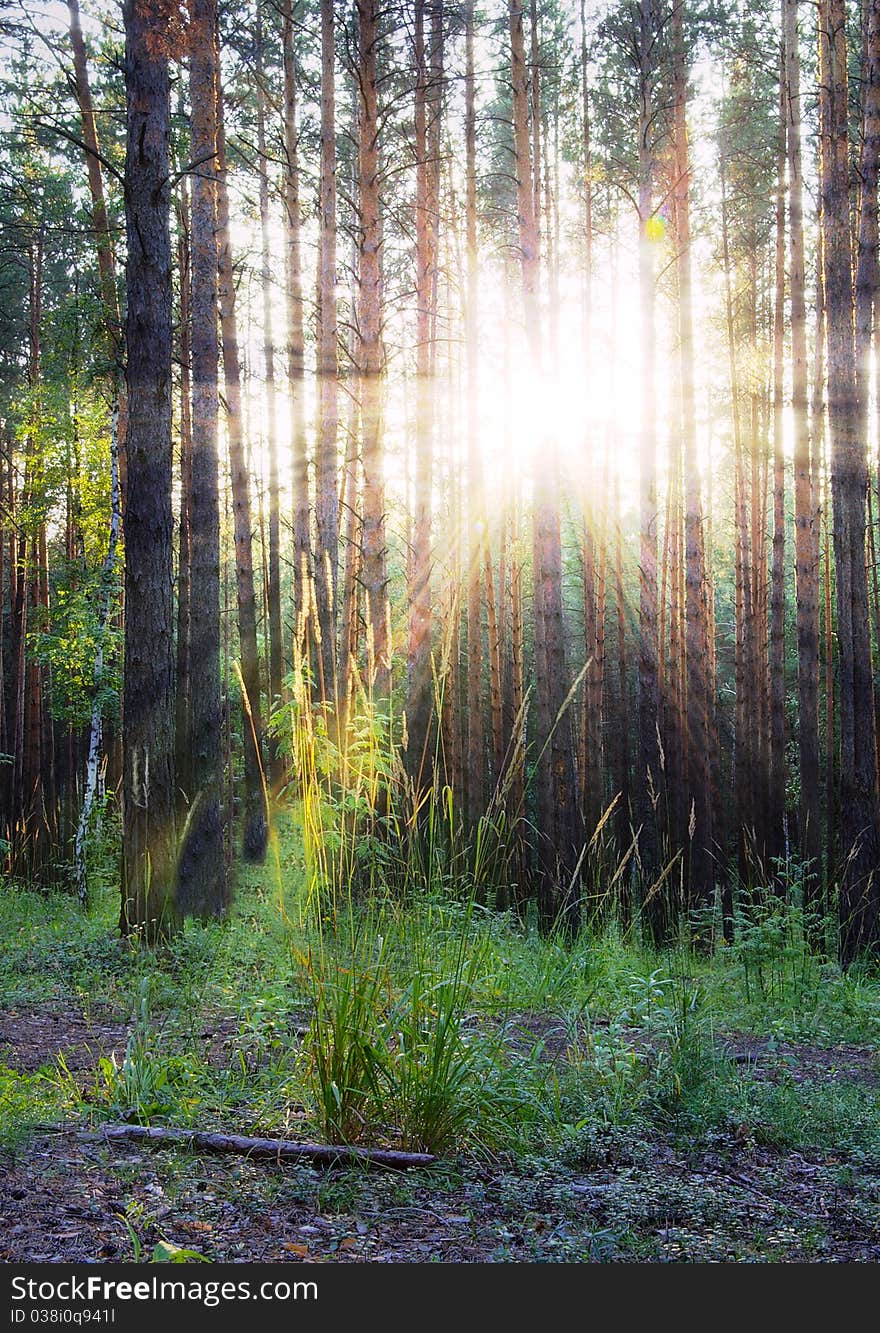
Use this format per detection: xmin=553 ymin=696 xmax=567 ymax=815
xmin=786 ymin=0 xmax=822 ymax=883
xmin=770 ymin=33 xmax=787 ymax=870
xmin=174 ymin=181 xmax=193 ymax=815
xmin=637 ymin=0 xmax=662 ymax=928
xmin=822 ymin=0 xmax=880 ymax=959
xmin=463 ymin=0 xmax=484 ymax=825
xmin=672 ymin=0 xmax=712 ymax=906
xmin=580 ymin=0 xmax=603 ymax=855
xmin=357 ymin=0 xmax=390 ymax=701
xmin=120 ymin=0 xmax=177 ymax=938
xmin=509 ymin=0 xmax=581 ymax=923
xmin=216 ymin=70 xmax=267 ymax=863
xmin=283 ymin=0 xmax=312 ymax=699
xmin=407 ymin=0 xmax=438 ymax=791
xmin=314 ymin=0 xmax=340 ymax=704
xmin=257 ymin=2 xmax=284 ymax=765
xmin=177 ymin=0 xmax=227 ymax=918
xmin=99 ymin=1123 xmax=435 ymax=1169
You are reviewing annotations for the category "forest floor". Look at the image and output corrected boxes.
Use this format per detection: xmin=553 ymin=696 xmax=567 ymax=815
xmin=1 ymin=1012 xmax=880 ymax=1262
xmin=2 ymin=827 xmax=880 ymax=1263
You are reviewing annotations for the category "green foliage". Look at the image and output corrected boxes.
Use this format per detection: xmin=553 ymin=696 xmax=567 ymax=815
xmin=270 ymin=665 xmax=522 ymax=917
xmin=90 ymin=982 xmax=179 ymax=1122
xmin=301 ymin=910 xmax=540 ymax=1155
xmin=151 ymin=1240 xmax=211 ymax=1263
xmin=118 ymin=1204 xmax=211 ymax=1264
xmin=304 ymin=937 xmax=391 ymax=1144
xmin=30 ymin=382 xmax=119 ymax=728
xmin=657 ymin=1065 xmax=880 ymax=1161
xmin=731 ymin=900 xmax=822 ymax=1005
xmin=0 ymin=1063 xmax=79 ymax=1160
xmin=0 ymin=878 xmax=132 ymax=1007
xmin=1 ymin=801 xmax=879 ymax=1269
xmin=33 ymin=577 xmax=121 ymax=728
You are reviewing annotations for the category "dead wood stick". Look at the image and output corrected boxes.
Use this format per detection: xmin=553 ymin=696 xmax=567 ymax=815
xmin=97 ymin=1124 xmax=435 ymax=1169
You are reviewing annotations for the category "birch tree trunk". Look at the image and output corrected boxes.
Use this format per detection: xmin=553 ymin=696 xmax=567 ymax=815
xmin=67 ymin=0 xmax=123 ymax=903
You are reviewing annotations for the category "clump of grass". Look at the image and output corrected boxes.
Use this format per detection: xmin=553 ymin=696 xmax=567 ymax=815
xmin=273 ymin=656 xmax=549 ymax=1156
xmin=300 ymin=911 xmax=535 ymax=1155
xmin=87 ymin=984 xmax=185 ymax=1123
xmin=304 ymin=935 xmax=390 ymax=1144
xmin=382 ymin=916 xmax=507 ymax=1154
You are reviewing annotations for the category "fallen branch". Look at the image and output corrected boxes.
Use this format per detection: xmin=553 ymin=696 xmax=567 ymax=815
xmin=97 ymin=1124 xmax=436 ymax=1170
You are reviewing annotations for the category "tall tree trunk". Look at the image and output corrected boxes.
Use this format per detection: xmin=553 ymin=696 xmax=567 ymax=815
xmin=338 ymin=333 xmax=362 ymax=722
xmin=822 ymin=0 xmax=880 ymax=959
xmin=580 ymin=0 xmax=603 ymax=853
xmin=786 ymin=0 xmax=822 ymax=883
xmin=314 ymin=0 xmax=339 ymax=704
xmin=637 ymin=0 xmax=662 ymax=927
xmin=463 ymin=0 xmax=484 ymax=825
xmin=528 ymin=0 xmax=541 ymax=244
xmin=770 ymin=33 xmax=787 ymax=870
xmin=749 ymin=260 xmax=770 ymax=871
xmin=499 ymin=276 xmax=525 ymax=881
xmin=856 ymin=1 xmax=880 ymax=464
xmin=177 ymin=0 xmax=227 ymax=918
xmin=509 ymin=0 xmax=581 ymax=924
xmin=283 ymin=0 xmax=312 ymax=693
xmin=720 ymin=135 xmax=753 ymax=880
xmin=855 ymin=0 xmax=880 ymax=887
xmin=484 ymin=541 xmax=504 ymax=795
xmin=174 ymin=182 xmax=193 ymax=815
xmin=613 ymin=475 xmax=632 ymax=911
xmin=672 ymin=0 xmax=712 ymax=905
xmin=11 ymin=454 xmax=26 ymax=833
xmin=120 ymin=0 xmax=177 ymax=938
xmin=257 ymin=3 xmax=284 ymax=763
xmin=357 ymin=0 xmax=390 ymax=700
xmin=216 ymin=70 xmax=267 ymax=863
xmin=812 ymin=239 xmax=836 ymax=907
xmin=407 ymin=0 xmax=438 ymax=790
xmin=68 ymin=0 xmax=120 ymax=341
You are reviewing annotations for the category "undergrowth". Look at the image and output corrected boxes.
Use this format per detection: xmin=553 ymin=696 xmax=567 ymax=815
xmin=0 ymin=676 xmax=879 ymax=1171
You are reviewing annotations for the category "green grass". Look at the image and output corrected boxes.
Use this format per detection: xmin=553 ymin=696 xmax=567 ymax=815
xmin=3 ymin=836 xmax=878 ymax=1264
xmin=671 ymin=1070 xmax=880 ymax=1157
xmin=0 ymin=1063 xmax=81 ymax=1158
xmin=1 ymin=792 xmax=879 ymax=1185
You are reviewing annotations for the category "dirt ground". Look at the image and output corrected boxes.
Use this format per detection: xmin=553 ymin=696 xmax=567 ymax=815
xmin=2 ymin=1005 xmax=879 ymax=1263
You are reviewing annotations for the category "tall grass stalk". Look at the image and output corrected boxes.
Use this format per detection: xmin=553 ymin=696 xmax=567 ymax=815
xmin=268 ymin=641 xmax=536 ymax=1152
